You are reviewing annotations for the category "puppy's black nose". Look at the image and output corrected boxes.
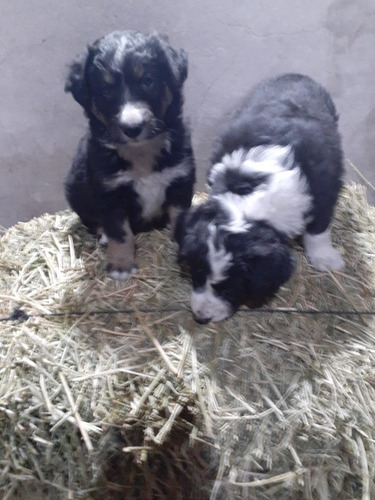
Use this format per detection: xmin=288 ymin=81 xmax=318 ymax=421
xmin=121 ymin=123 xmax=143 ymax=138
xmin=193 ymin=315 xmax=211 ymax=325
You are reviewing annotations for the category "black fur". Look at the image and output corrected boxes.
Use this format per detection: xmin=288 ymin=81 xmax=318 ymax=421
xmin=65 ymin=30 xmax=195 ymax=277
xmin=211 ymin=73 xmax=343 ymax=235
xmin=175 ymin=202 xmax=294 ymax=318
xmin=175 ymin=73 xmax=344 ymax=322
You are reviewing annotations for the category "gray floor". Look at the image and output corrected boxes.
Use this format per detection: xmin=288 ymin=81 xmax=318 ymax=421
xmin=0 ymin=0 xmax=374 ymax=228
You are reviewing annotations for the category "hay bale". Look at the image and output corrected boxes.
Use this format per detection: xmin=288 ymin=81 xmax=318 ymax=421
xmin=0 ymin=183 xmax=374 ymax=499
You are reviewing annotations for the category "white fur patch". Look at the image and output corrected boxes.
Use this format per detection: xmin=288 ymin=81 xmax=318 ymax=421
xmin=118 ymin=103 xmax=149 ymax=128
xmin=118 ymin=134 xmax=166 ymax=160
xmin=303 ymin=229 xmax=345 ymax=271
xmin=209 ymin=145 xmax=294 ymax=186
xmin=189 ymin=226 xmax=233 ymax=322
xmin=114 ymin=34 xmax=133 ymax=67
xmin=207 ymin=224 xmax=232 ymax=283
xmin=104 ymin=158 xmax=193 ymax=221
xmin=98 ymin=233 xmax=108 ymax=245
xmin=245 ymin=144 xmax=295 ymax=169
xmin=115 ymin=134 xmax=167 ymax=178
xmin=212 ymin=145 xmax=312 ymax=237
xmin=191 ymin=284 xmax=232 ymax=323
xmin=218 ymin=197 xmax=252 ymax=233
xmin=109 ymin=266 xmax=137 ymax=281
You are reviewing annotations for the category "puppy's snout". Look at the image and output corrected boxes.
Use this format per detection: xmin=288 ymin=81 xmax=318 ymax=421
xmin=120 ymin=123 xmax=144 ymax=138
xmin=193 ymin=314 xmax=211 ymax=325
xmin=118 ymin=104 xmax=147 ymax=139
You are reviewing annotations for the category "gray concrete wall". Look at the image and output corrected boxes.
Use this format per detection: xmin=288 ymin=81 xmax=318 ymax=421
xmin=0 ymin=0 xmax=374 ymax=228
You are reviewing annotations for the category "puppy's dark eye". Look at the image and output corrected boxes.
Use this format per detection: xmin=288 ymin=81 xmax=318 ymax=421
xmin=141 ymin=76 xmax=154 ymax=90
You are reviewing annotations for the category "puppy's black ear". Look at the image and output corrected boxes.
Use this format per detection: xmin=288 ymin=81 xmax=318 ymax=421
xmin=65 ymin=48 xmax=91 ymax=110
xmin=169 ymin=48 xmax=188 ymax=86
xmin=243 ymin=240 xmax=295 ymax=300
xmin=157 ymin=34 xmax=188 ymax=89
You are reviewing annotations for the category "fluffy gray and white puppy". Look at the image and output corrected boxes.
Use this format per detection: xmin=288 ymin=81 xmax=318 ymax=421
xmin=65 ymin=30 xmax=195 ymax=279
xmin=175 ymin=73 xmax=345 ymax=323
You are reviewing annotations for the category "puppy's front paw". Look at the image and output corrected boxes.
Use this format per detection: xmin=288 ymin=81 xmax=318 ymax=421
xmin=304 ymin=230 xmax=345 ymax=272
xmin=107 ymin=263 xmax=138 ymax=281
xmin=107 ymin=231 xmax=136 ymax=280
xmin=308 ymin=247 xmax=345 ymax=271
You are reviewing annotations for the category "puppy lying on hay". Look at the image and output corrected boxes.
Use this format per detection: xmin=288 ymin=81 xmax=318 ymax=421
xmin=0 ymin=183 xmax=374 ymax=499
xmin=175 ymin=74 xmax=345 ymax=323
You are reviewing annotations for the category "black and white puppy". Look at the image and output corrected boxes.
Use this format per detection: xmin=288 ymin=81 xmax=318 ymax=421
xmin=175 ymin=73 xmax=345 ymax=323
xmin=65 ymin=30 xmax=195 ymax=279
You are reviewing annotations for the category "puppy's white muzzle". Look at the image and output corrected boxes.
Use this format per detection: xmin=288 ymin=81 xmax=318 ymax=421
xmin=118 ymin=103 xmax=150 ymax=140
xmin=191 ymin=284 xmax=232 ymax=323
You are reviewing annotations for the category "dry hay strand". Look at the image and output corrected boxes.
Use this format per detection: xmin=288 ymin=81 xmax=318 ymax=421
xmin=0 ymin=182 xmax=374 ymax=500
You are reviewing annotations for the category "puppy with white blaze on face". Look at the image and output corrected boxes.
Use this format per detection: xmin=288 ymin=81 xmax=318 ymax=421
xmin=175 ymin=73 xmax=345 ymax=323
xmin=65 ymin=31 xmax=195 ymax=279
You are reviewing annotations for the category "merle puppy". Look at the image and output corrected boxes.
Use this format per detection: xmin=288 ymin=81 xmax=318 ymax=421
xmin=175 ymin=73 xmax=345 ymax=323
xmin=65 ymin=30 xmax=195 ymax=279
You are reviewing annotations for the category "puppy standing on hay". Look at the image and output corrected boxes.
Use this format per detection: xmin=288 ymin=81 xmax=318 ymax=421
xmin=175 ymin=73 xmax=345 ymax=323
xmin=65 ymin=30 xmax=195 ymax=279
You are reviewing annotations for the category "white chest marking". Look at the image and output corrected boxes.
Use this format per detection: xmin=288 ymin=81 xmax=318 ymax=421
xmin=116 ymin=134 xmax=166 ymax=178
xmin=104 ymin=160 xmax=191 ymax=220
